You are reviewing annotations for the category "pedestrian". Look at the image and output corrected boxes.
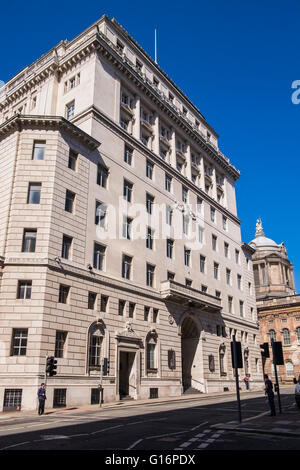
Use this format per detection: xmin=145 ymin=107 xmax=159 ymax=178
xmin=295 ymin=376 xmax=300 ymax=410
xmin=37 ymin=383 xmax=47 ymax=415
xmin=264 ymin=374 xmax=276 ymax=416
xmin=243 ymin=376 xmax=250 ymax=390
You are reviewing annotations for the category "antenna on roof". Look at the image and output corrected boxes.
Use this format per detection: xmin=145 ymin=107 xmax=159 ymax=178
xmin=155 ymin=28 xmax=157 ymax=64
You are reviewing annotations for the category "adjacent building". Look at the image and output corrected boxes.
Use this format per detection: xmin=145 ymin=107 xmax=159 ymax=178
xmin=249 ymin=219 xmax=300 ymax=382
xmin=0 ymin=15 xmax=263 ymax=411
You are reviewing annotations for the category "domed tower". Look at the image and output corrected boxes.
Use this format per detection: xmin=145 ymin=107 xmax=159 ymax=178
xmin=249 ymin=219 xmax=296 ymax=300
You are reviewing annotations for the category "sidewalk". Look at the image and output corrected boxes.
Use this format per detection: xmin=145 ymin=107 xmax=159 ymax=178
xmin=0 ymin=387 xmax=264 ymax=421
xmin=212 ymin=402 xmax=300 ymax=437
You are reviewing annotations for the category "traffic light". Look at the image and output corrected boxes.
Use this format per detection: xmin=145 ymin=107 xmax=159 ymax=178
xmin=260 ymin=343 xmax=270 ymax=358
xmin=46 ymin=356 xmax=57 ymax=377
xmin=103 ymin=357 xmax=110 ymax=376
xmin=231 ymin=341 xmax=243 ymax=369
xmin=273 ymin=341 xmax=284 ymax=365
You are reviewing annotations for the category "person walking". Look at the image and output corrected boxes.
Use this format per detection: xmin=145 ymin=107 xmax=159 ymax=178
xmin=37 ymin=383 xmax=47 ymax=415
xmin=243 ymin=376 xmax=250 ymax=390
xmin=264 ymin=374 xmax=276 ymax=416
xmin=295 ymin=376 xmax=300 ymax=410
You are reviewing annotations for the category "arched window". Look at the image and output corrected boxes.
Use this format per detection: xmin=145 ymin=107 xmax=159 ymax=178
xmin=88 ymin=322 xmax=104 ymax=369
xmin=282 ymin=328 xmax=290 ymax=346
xmin=269 ymin=329 xmax=276 ymax=341
xmin=146 ymin=331 xmax=158 ymax=371
xmin=286 ymin=361 xmax=294 ymax=377
xmin=219 ymin=344 xmax=226 ymax=376
xmin=296 ymin=327 xmax=300 ymax=345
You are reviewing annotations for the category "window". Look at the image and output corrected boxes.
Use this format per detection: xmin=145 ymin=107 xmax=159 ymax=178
xmin=181 ymin=246 xmax=190 ymax=268
xmin=22 ymin=229 xmax=37 ymax=253
xmin=235 ymin=249 xmax=240 ymax=264
xmin=166 ymin=206 xmax=173 ymax=225
xmin=95 ymin=201 xmax=107 ymax=228
xmin=186 ymin=279 xmax=192 ymax=287
xmin=136 ymin=59 xmax=143 ymax=72
xmin=124 ymin=146 xmax=133 ymax=165
xmin=55 ymin=331 xmax=67 ymax=358
xmin=297 ymin=327 xmax=300 ymax=345
xmin=146 ymin=227 xmax=154 ymax=250
xmin=197 ymin=198 xmax=203 ymax=214
xmin=27 ymin=183 xmax=41 ymax=204
xmin=182 ymin=186 xmax=188 ymax=203
xmin=146 ymin=335 xmax=157 ymax=370
xmin=222 ymin=216 xmax=227 ymax=231
xmin=248 ymin=282 xmax=252 ymax=294
xmin=89 ymin=332 xmax=102 ymax=367
xmin=88 ymin=292 xmax=97 ymax=310
xmin=146 ymin=263 xmax=155 ymax=287
xmin=165 ymin=174 xmax=172 ymax=192
xmin=167 ymin=271 xmax=175 ymax=281
xmin=11 ymin=329 xmax=28 ymax=356
xmin=32 ymin=141 xmax=45 ymax=160
xmin=201 ymin=285 xmax=208 ymax=293
xmin=122 ymin=255 xmax=132 ymax=279
xmin=166 ymin=239 xmax=174 ymax=258
xmin=119 ymin=300 xmax=126 ymax=316
xmin=212 ymin=235 xmax=217 ymax=251
xmin=224 ymin=242 xmax=229 ymax=258
xmin=129 ymin=302 xmax=135 ymax=318
xmin=183 ymin=215 xmax=189 ymax=235
xmin=216 ymin=290 xmax=221 ymax=298
xmin=226 ymin=269 xmax=231 ymax=285
xmin=198 ymin=226 xmax=204 ymax=244
xmin=210 ymin=207 xmax=215 ymax=222
xmin=116 ymin=39 xmax=124 ymax=52
xmin=239 ymin=300 xmax=244 ymax=317
xmin=65 ymin=190 xmax=75 ymax=213
xmin=261 ymin=264 xmax=267 ymax=285
xmin=93 ymin=243 xmax=106 ymax=270
xmin=141 ymin=134 xmax=149 ymax=147
xmin=146 ymin=160 xmax=154 ymax=179
xmin=237 ymin=274 xmax=242 ymax=290
xmin=68 ymin=149 xmax=78 ymax=170
xmin=17 ymin=281 xmax=32 ymax=299
xmin=59 ymin=285 xmax=70 ymax=304
xmin=120 ymin=116 xmax=129 ymax=130
xmin=124 ymin=180 xmax=133 ymax=202
xmin=269 ymin=329 xmax=276 ymax=341
xmin=97 ymin=164 xmax=108 ymax=188
xmin=214 ymin=262 xmax=219 ymax=280
xmin=146 ymin=193 xmax=154 ymax=214
xmin=282 ymin=328 xmax=290 ymax=345
xmin=100 ymin=295 xmax=108 ymax=312
xmin=200 ymin=255 xmax=206 ymax=273
xmin=286 ymin=362 xmax=294 ymax=377
xmin=153 ymin=309 xmax=159 ymax=323
xmin=144 ymin=306 xmax=150 ymax=321
xmin=123 ymin=217 xmax=133 ymax=240
xmin=3 ymin=389 xmax=22 ymax=411
xmin=66 ymin=101 xmax=75 ymax=119
xmin=228 ymin=296 xmax=233 ymax=314
xmin=61 ymin=235 xmax=72 ymax=260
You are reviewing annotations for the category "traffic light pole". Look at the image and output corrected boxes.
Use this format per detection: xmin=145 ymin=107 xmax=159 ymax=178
xmin=44 ymin=355 xmax=48 ymax=386
xmin=271 ymin=338 xmax=282 ymax=414
xmin=99 ymin=357 xmax=104 ymax=407
xmin=232 ymin=335 xmax=242 ymax=423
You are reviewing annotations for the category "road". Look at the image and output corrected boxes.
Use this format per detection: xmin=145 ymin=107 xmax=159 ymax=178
xmin=0 ymin=386 xmax=298 ymax=454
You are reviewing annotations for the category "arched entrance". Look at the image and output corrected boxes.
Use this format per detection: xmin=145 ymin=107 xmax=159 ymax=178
xmin=181 ymin=316 xmax=202 ymax=392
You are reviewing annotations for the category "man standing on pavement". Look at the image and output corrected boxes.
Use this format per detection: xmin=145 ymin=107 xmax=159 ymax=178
xmin=264 ymin=374 xmax=276 ymax=416
xmin=37 ymin=383 xmax=47 ymax=415
xmin=295 ymin=376 xmax=300 ymax=409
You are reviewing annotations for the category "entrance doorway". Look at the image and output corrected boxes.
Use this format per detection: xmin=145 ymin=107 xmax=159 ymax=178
xmin=181 ymin=316 xmax=202 ymax=392
xmin=119 ymin=351 xmax=136 ymax=399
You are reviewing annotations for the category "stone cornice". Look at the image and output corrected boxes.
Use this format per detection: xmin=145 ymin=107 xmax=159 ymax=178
xmin=241 ymin=242 xmax=255 ymax=255
xmin=73 ymin=104 xmax=242 ymax=226
xmin=0 ymin=114 xmax=100 ymax=149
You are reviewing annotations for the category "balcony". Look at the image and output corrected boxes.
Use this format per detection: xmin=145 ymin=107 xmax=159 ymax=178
xmin=141 ymin=118 xmax=153 ymax=133
xmin=120 ymin=102 xmax=134 ymax=118
xmin=160 ymin=280 xmax=222 ymax=313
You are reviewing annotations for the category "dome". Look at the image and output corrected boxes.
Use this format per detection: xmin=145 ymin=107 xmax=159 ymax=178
xmin=249 ymin=235 xmax=278 ymax=248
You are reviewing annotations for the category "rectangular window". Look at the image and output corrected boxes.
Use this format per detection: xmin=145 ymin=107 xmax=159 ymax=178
xmin=224 ymin=242 xmax=229 ymax=258
xmin=184 ymin=247 xmax=191 ymax=267
xmin=120 ymin=116 xmax=129 ymax=130
xmin=93 ymin=243 xmax=106 ymax=270
xmin=123 ymin=217 xmax=133 ymax=240
xmin=166 ymin=206 xmax=173 ymax=225
xmin=222 ymin=216 xmax=227 ymax=231
xmin=95 ymin=201 xmax=107 ymax=228
xmin=55 ymin=331 xmax=67 ymax=358
xmin=237 ymin=274 xmax=242 ymax=290
xmin=212 ymin=235 xmax=217 ymax=251
xmin=124 ymin=180 xmax=133 ymax=202
xmin=146 ymin=227 xmax=154 ymax=250
xmin=235 ymin=249 xmax=240 ymax=264
xmin=210 ymin=207 xmax=215 ymax=222
xmin=197 ymin=197 xmax=203 ymax=214
xmin=215 ymin=290 xmax=221 ymax=298
xmin=122 ymin=255 xmax=132 ymax=279
xmin=59 ymin=285 xmax=70 ymax=304
xmin=144 ymin=306 xmax=150 ymax=321
xmin=100 ymin=295 xmax=108 ymax=312
xmin=124 ymin=145 xmax=132 ymax=165
xmin=66 ymin=101 xmax=75 ymax=120
xmin=146 ymin=160 xmax=154 ymax=179
xmin=129 ymin=302 xmax=135 ymax=318
xmin=183 ymin=215 xmax=189 ymax=235
xmin=166 ymin=239 xmax=174 ymax=258
xmin=239 ymin=300 xmax=244 ymax=317
xmin=11 ymin=329 xmax=28 ymax=356
xmin=228 ymin=296 xmax=233 ymax=314
xmin=27 ymin=183 xmax=41 ymax=204
xmin=22 ymin=229 xmax=37 ymax=253
xmin=146 ymin=263 xmax=155 ymax=287
xmin=119 ymin=300 xmax=126 ymax=316
xmin=167 ymin=271 xmax=175 ymax=281
xmin=182 ymin=186 xmax=188 ymax=203
xmin=186 ymin=279 xmax=192 ymax=287
xmin=200 ymin=255 xmax=206 ymax=273
xmin=226 ymin=269 xmax=231 ymax=285
xmin=165 ymin=174 xmax=172 ymax=192
xmin=3 ymin=389 xmax=22 ymax=411
xmin=97 ymin=164 xmax=108 ymax=188
xmin=65 ymin=190 xmax=75 ymax=213
xmin=146 ymin=193 xmax=154 ymax=214
xmin=198 ymin=226 xmax=204 ymax=244
xmin=88 ymin=292 xmax=97 ymax=310
xmin=68 ymin=149 xmax=78 ymax=170
xmin=17 ymin=281 xmax=32 ymax=299
xmin=201 ymin=285 xmax=208 ymax=293
xmin=61 ymin=235 xmax=72 ymax=260
xmin=53 ymin=389 xmax=66 ymax=408
xmin=153 ymin=309 xmax=159 ymax=323
xmin=214 ymin=262 xmax=219 ymax=280
xmin=32 ymin=141 xmax=46 ymax=160
xmin=147 ymin=344 xmax=156 ymax=370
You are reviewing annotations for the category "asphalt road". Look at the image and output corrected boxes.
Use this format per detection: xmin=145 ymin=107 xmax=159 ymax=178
xmin=0 ymin=387 xmax=297 ymax=453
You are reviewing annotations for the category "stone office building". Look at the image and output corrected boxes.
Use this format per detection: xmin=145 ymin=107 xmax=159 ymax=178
xmin=0 ymin=15 xmax=263 ymax=411
xmin=249 ymin=220 xmax=300 ymax=382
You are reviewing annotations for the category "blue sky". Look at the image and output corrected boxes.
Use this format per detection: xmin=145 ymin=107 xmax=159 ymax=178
xmin=1 ymin=0 xmax=299 ymax=290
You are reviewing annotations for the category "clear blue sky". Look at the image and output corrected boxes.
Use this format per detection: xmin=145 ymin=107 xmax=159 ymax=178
xmin=1 ymin=0 xmax=299 ymax=290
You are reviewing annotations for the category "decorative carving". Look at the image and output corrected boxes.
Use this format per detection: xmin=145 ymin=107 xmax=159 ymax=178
xmin=168 ymin=315 xmax=174 ymax=325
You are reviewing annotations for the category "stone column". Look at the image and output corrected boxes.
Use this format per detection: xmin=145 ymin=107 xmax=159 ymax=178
xmin=186 ymin=143 xmax=192 ymax=181
xmin=170 ymin=127 xmax=177 ymax=169
xmin=133 ymin=94 xmax=141 ymax=141
xmin=153 ymin=113 xmax=160 ymax=156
